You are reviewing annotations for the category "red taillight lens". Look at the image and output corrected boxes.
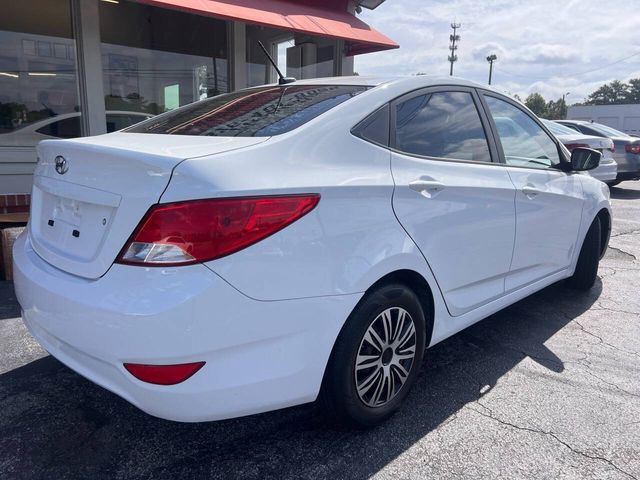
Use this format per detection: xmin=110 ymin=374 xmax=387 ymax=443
xmin=564 ymin=143 xmax=590 ymax=151
xmin=625 ymin=143 xmax=640 ymax=155
xmin=124 ymin=362 xmax=205 ymax=385
xmin=117 ymin=194 xmax=320 ymax=266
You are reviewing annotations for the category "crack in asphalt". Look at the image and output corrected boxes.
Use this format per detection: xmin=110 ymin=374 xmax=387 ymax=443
xmin=467 ymin=403 xmax=638 ymax=480
xmin=575 ymin=319 xmax=640 ymax=359
xmin=607 ymin=246 xmax=639 ymax=261
xmin=610 ymin=229 xmax=640 ymax=238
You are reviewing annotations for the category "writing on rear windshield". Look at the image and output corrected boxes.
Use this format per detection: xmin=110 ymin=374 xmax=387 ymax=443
xmin=125 ymin=85 xmax=369 ymax=137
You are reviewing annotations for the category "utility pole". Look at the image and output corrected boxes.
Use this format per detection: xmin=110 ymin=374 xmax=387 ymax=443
xmin=486 ymin=54 xmax=497 ymax=85
xmin=448 ymin=23 xmax=461 ymax=76
xmin=562 ymin=92 xmax=570 ymax=119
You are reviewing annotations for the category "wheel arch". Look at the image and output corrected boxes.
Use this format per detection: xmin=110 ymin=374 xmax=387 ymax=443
xmin=595 ymin=208 xmax=611 ymax=259
xmin=363 ymin=269 xmax=436 ymax=347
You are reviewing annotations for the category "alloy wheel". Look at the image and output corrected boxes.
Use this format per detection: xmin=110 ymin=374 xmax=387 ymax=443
xmin=354 ymin=307 xmax=417 ymax=408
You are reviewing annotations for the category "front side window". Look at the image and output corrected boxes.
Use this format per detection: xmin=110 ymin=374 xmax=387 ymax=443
xmin=485 ymin=96 xmax=561 ymax=169
xmin=394 ymin=91 xmax=491 ymax=162
xmin=125 ymin=85 xmax=369 ymax=137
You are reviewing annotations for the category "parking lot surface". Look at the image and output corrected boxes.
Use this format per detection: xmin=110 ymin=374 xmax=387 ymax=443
xmin=1 ymin=183 xmax=639 ymax=480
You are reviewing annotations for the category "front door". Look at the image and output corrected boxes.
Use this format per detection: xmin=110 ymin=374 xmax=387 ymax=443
xmin=390 ymin=88 xmax=516 ymax=316
xmin=481 ymin=94 xmax=584 ymax=291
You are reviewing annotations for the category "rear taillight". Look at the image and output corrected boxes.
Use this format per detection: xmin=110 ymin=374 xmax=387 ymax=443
xmin=117 ymin=194 xmax=320 ymax=266
xmin=625 ymin=143 xmax=640 ymax=155
xmin=124 ymin=362 xmax=205 ymax=385
xmin=564 ymin=143 xmax=589 ymax=151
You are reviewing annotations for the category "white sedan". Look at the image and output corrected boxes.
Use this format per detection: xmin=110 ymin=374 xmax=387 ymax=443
xmin=542 ymin=119 xmax=617 ymax=183
xmin=13 ymin=76 xmax=611 ymax=427
xmin=0 ymin=111 xmax=152 ymax=195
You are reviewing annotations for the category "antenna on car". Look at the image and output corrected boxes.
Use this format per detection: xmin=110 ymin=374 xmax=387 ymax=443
xmin=258 ymin=41 xmax=296 ymax=85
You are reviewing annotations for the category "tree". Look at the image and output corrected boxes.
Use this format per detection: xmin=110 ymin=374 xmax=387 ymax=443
xmin=525 ymin=93 xmax=547 ymax=117
xmin=625 ymin=78 xmax=640 ymax=103
xmin=546 ymin=98 xmax=567 ymax=120
xmin=586 ymin=80 xmax=629 ymax=105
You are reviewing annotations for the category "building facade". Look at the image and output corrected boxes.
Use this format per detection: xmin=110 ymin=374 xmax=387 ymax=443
xmin=0 ymin=0 xmax=396 ymax=208
xmin=568 ymin=104 xmax=640 ymax=136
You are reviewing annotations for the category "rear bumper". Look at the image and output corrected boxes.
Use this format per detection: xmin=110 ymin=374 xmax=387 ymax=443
xmin=13 ymin=233 xmax=360 ymax=422
xmin=590 ymin=159 xmax=617 ymax=182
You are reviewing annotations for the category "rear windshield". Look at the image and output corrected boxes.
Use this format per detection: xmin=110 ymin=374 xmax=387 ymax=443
xmin=544 ymin=120 xmax=578 ymax=136
xmin=589 ymin=123 xmax=630 ymax=138
xmin=125 ymin=85 xmax=370 ymax=137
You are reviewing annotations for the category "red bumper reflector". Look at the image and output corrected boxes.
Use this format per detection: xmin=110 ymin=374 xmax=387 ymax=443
xmin=124 ymin=361 xmax=205 ymax=385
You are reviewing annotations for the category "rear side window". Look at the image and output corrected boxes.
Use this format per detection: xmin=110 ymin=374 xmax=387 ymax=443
xmin=36 ymin=116 xmax=81 ymax=138
xmin=394 ymin=91 xmax=491 ymax=162
xmin=352 ymin=104 xmax=390 ymax=147
xmin=125 ymin=85 xmax=369 ymax=137
xmin=106 ymin=114 xmax=150 ymax=133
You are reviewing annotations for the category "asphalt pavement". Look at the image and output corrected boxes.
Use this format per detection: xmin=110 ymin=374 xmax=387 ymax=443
xmin=1 ymin=182 xmax=639 ymax=480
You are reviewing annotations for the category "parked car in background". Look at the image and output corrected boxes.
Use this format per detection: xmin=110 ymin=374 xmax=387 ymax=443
xmin=542 ymin=119 xmax=617 ymax=184
xmin=13 ymin=77 xmax=611 ymax=427
xmin=0 ymin=111 xmax=153 ymax=195
xmin=557 ymin=120 xmax=640 ymax=186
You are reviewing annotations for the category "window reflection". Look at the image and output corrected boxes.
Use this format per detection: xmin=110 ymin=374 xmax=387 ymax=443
xmin=395 ymin=91 xmax=491 ymax=162
xmin=99 ymin=1 xmax=229 ymax=118
xmin=485 ymin=96 xmax=561 ymax=169
xmin=0 ymin=1 xmax=79 ymax=143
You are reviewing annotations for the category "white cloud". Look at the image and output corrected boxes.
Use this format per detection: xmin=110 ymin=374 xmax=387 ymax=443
xmin=355 ymin=0 xmax=640 ymax=102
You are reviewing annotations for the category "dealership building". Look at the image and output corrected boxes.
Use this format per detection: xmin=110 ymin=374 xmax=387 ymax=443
xmin=0 ymin=0 xmax=396 ymax=213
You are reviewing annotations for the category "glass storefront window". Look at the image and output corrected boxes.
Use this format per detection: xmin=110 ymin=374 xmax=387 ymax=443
xmin=0 ymin=1 xmax=80 ymax=140
xmin=99 ymin=1 xmax=229 ymax=120
xmin=0 ymin=0 xmax=81 ymax=194
xmin=245 ymin=27 xmax=337 ymax=87
xmin=286 ymin=36 xmax=336 ymax=80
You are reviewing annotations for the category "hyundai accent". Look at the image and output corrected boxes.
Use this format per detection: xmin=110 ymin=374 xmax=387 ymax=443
xmin=13 ymin=76 xmax=611 ymax=427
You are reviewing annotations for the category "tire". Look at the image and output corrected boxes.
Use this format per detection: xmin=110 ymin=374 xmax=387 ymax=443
xmin=566 ymin=217 xmax=601 ymax=291
xmin=319 ymin=283 xmax=427 ymax=427
xmin=605 ymin=180 xmax=620 ymax=187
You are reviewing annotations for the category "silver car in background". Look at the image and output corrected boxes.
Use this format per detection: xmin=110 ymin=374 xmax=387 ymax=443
xmin=543 ymin=120 xmax=617 ymax=184
xmin=557 ymin=120 xmax=640 ymax=186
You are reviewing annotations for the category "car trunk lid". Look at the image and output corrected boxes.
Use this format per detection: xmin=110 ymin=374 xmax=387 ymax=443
xmin=30 ymin=133 xmax=269 ymax=279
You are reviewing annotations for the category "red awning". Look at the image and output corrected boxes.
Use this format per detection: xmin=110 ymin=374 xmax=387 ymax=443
xmin=136 ymin=0 xmax=399 ymax=55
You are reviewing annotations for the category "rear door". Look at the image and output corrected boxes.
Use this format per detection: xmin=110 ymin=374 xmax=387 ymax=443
xmin=480 ymin=93 xmax=584 ymax=291
xmin=390 ymin=87 xmax=516 ymax=316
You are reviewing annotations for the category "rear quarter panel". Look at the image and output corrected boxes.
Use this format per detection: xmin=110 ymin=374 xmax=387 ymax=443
xmin=162 ymin=112 xmax=437 ymax=302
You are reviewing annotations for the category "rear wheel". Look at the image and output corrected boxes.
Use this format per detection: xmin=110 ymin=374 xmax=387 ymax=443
xmin=319 ymin=283 xmax=427 ymax=427
xmin=566 ymin=217 xmax=601 ymax=290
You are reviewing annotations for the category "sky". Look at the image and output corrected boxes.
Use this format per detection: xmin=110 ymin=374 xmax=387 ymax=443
xmin=354 ymin=0 xmax=640 ymax=104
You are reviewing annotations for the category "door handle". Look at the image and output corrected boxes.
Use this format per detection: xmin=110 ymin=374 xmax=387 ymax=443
xmin=521 ymin=185 xmax=541 ymax=198
xmin=409 ymin=179 xmax=445 ymax=195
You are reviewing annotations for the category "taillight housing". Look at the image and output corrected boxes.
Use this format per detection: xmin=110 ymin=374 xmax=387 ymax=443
xmin=564 ymin=143 xmax=589 ymax=151
xmin=625 ymin=143 xmax=640 ymax=155
xmin=117 ymin=194 xmax=320 ymax=266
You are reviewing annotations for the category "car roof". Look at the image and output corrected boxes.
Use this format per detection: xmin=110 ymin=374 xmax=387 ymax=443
xmin=264 ymin=75 xmax=506 ymax=94
xmin=557 ymin=120 xmax=589 ymax=125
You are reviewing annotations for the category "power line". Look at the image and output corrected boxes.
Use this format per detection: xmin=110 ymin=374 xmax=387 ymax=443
xmin=495 ymin=50 xmax=640 ymax=82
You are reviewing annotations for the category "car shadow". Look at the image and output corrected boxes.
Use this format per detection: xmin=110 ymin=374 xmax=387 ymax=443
xmin=0 ymin=280 xmax=602 ymax=480
xmin=610 ymin=185 xmax=640 ymax=200
xmin=0 ymin=282 xmax=21 ymax=320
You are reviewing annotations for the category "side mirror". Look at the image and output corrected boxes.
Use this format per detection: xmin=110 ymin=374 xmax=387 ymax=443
xmin=571 ymin=147 xmax=601 ymax=171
